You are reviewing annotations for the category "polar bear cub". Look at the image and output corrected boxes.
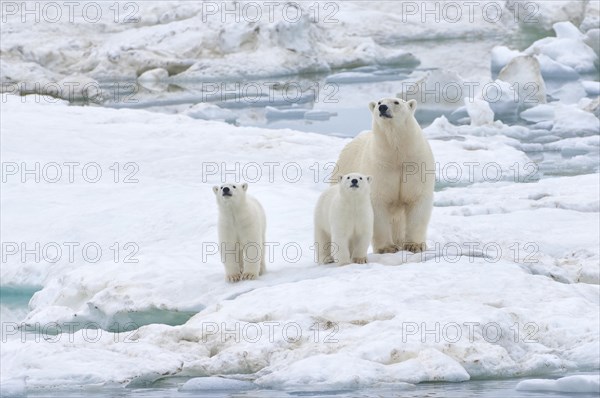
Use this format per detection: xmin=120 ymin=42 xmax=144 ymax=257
xmin=213 ymin=183 xmax=266 ymax=282
xmin=314 ymin=173 xmax=374 ymax=265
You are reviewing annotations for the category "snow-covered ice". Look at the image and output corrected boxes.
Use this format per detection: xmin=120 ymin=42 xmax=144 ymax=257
xmin=1 ymin=94 xmax=598 ymax=392
xmin=464 ymin=97 xmax=495 ymax=126
xmin=491 ymin=22 xmax=598 ymax=80
xmin=497 ymin=55 xmax=546 ymax=108
xmin=516 ymin=374 xmax=600 ymax=393
xmin=3 ymin=1 xmax=596 ymax=88
xmin=0 ymin=1 xmax=426 ymax=84
xmin=1 ymin=0 xmax=599 ymax=395
xmin=184 ymin=103 xmax=237 ymax=123
xmin=398 ymin=69 xmax=467 ymax=110
xmin=179 ymin=377 xmax=257 ymax=391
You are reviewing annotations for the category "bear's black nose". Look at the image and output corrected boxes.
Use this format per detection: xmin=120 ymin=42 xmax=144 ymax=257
xmin=351 ymin=179 xmax=358 ymax=185
xmin=379 ymin=104 xmax=388 ymax=112
xmin=222 ymin=187 xmax=230 ymax=193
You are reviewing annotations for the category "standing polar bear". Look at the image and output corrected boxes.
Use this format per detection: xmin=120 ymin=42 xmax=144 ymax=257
xmin=314 ymin=173 xmax=374 ymax=265
xmin=213 ymin=183 xmax=266 ymax=282
xmin=333 ymin=98 xmax=435 ymax=253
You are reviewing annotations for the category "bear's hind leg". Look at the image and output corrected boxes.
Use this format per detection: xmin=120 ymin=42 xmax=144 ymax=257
xmin=372 ymin=208 xmax=398 ymax=254
xmin=391 ymin=208 xmax=407 ymax=250
xmin=259 ymin=232 xmax=267 ymax=275
xmin=315 ymin=228 xmax=334 ymax=264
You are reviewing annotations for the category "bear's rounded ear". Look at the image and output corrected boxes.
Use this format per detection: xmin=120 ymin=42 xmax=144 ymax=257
xmin=241 ymin=183 xmax=248 ymax=191
xmin=212 ymin=186 xmax=220 ymax=195
xmin=366 ymin=175 xmax=372 ymax=183
xmin=407 ymin=99 xmax=417 ymax=113
xmin=368 ymin=101 xmax=377 ymax=112
xmin=338 ymin=175 xmax=344 ymax=182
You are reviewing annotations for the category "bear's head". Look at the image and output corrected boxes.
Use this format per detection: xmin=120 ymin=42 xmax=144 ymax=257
xmin=213 ymin=182 xmax=248 ymax=206
xmin=338 ymin=173 xmax=372 ymax=195
xmin=369 ymin=97 xmax=417 ymax=130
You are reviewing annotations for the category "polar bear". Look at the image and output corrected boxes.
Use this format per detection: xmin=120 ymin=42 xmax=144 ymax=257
xmin=213 ymin=183 xmax=266 ymax=282
xmin=332 ymin=98 xmax=435 ymax=253
xmin=314 ymin=173 xmax=374 ymax=265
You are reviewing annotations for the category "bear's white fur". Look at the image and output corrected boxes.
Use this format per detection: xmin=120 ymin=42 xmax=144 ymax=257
xmin=314 ymin=173 xmax=374 ymax=265
xmin=332 ymin=98 xmax=435 ymax=253
xmin=213 ymin=183 xmax=266 ymax=282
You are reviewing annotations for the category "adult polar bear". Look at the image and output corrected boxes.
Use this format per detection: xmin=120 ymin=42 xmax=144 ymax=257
xmin=333 ymin=98 xmax=435 ymax=253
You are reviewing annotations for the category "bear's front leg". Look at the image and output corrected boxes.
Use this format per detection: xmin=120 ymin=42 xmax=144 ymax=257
xmin=331 ymin=231 xmax=351 ymax=266
xmin=240 ymin=240 xmax=262 ymax=280
xmin=221 ymin=241 xmax=242 ymax=283
xmin=223 ymin=253 xmax=242 ymax=282
xmin=351 ymin=233 xmax=371 ymax=264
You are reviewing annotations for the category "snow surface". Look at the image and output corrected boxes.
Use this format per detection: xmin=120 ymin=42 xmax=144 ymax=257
xmin=1 ymin=94 xmax=598 ymax=392
xmin=1 ymin=0 xmax=599 ymax=394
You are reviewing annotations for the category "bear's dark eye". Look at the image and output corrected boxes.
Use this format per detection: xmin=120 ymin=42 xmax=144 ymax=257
xmin=360 ymin=177 xmax=363 ymax=180
xmin=394 ymin=101 xmax=399 ymax=105
xmin=377 ymin=101 xmax=381 ymax=105
xmin=347 ymin=176 xmax=350 ymax=179
xmin=233 ymin=185 xmax=236 ymax=189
